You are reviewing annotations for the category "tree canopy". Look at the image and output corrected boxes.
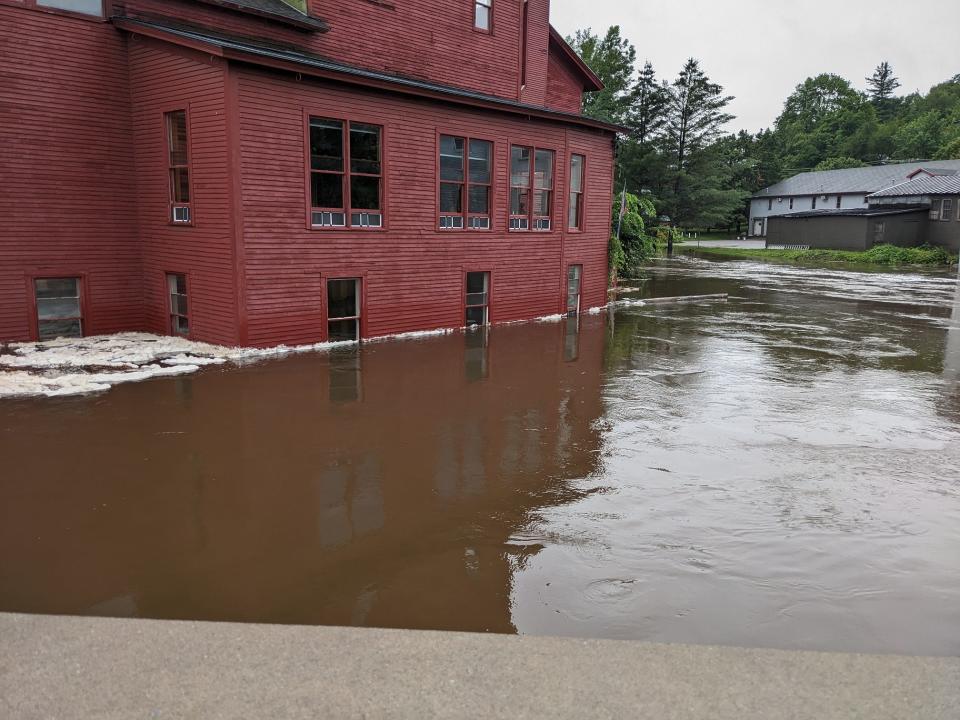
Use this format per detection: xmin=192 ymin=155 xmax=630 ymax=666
xmin=568 ymin=31 xmax=960 ymax=237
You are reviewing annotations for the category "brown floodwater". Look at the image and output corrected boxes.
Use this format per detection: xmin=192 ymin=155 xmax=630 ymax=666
xmin=2 ymin=257 xmax=959 ymax=655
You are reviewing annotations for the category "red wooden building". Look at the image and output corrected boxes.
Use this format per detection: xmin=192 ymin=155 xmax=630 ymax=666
xmin=1 ymin=0 xmax=617 ymax=347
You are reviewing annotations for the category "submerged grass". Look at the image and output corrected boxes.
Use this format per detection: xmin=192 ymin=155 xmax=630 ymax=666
xmin=679 ymin=244 xmax=957 ymax=266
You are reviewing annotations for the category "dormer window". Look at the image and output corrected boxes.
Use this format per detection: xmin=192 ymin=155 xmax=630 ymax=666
xmin=474 ymin=0 xmax=492 ymax=31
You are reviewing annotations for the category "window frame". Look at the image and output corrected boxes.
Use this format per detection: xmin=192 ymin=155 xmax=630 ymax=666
xmin=464 ymin=270 xmax=492 ymax=327
xmin=166 ymin=272 xmax=190 ymax=338
xmin=835 ymin=195 xmax=842 ymax=209
xmin=323 ymin=273 xmax=367 ymax=343
xmin=304 ymin=111 xmax=387 ymax=231
xmin=567 ymin=153 xmax=586 ymax=232
xmin=929 ymin=198 xmax=941 ymax=221
xmin=473 ymin=0 xmax=492 ymax=33
xmin=565 ymin=263 xmax=583 ymax=316
xmin=437 ymin=132 xmax=494 ymax=231
xmin=940 ymin=197 xmax=953 ymax=223
xmin=164 ymin=108 xmax=194 ymax=226
xmin=508 ymin=143 xmax=555 ymax=232
xmin=28 ymin=273 xmax=87 ymax=342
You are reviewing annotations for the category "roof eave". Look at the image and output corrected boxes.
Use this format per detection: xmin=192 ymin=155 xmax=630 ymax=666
xmin=113 ymin=18 xmax=622 ymax=134
xmin=548 ymin=26 xmax=604 ymax=92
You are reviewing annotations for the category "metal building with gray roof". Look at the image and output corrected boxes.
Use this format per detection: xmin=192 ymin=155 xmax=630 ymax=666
xmin=748 ymin=160 xmax=960 ymax=237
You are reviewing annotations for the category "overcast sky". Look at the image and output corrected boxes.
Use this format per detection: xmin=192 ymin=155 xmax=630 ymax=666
xmin=550 ymin=0 xmax=959 ymax=133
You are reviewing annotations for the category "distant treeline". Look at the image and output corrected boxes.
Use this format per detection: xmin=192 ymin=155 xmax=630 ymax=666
xmin=570 ymin=26 xmax=960 ymax=233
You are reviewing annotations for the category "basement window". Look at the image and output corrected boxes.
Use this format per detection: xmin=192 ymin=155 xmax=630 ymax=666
xmin=327 ymin=278 xmax=361 ymax=342
xmin=165 ymin=110 xmax=192 ymax=224
xmin=35 ymin=278 xmax=82 ymax=340
xmin=167 ymin=273 xmax=189 ymax=336
xmin=566 ymin=264 xmax=582 ymax=315
xmin=465 ymin=271 xmax=490 ymax=326
xmin=439 ymin=135 xmax=492 ymax=230
xmin=474 ymin=0 xmax=491 ymax=31
xmin=309 ymin=118 xmax=383 ymax=229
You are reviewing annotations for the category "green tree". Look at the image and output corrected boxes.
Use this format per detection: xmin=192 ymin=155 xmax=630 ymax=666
xmin=814 ymin=157 xmax=867 ymax=171
xmin=632 ymin=61 xmax=668 ymax=144
xmin=661 ymin=58 xmax=736 ymax=225
xmin=611 ymin=191 xmax=657 ymax=275
xmin=866 ymin=61 xmax=902 ymax=120
xmin=567 ymin=26 xmax=636 ymax=126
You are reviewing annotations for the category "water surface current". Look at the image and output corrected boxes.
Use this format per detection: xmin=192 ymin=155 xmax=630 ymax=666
xmin=2 ymin=257 xmax=959 ymax=655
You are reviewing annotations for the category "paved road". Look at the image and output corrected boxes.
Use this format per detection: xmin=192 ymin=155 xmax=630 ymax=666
xmin=1 ymin=613 xmax=957 ymax=719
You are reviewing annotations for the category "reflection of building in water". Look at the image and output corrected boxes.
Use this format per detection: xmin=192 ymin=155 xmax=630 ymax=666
xmin=0 ymin=316 xmax=608 ymax=634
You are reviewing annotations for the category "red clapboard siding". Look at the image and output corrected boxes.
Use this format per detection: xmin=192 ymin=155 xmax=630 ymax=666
xmin=127 ymin=36 xmax=239 ymax=346
xmin=234 ymin=65 xmax=613 ymax=347
xmin=0 ymin=6 xmax=142 ymax=342
xmin=547 ymin=45 xmax=586 ymax=115
xmin=1 ymin=2 xmax=611 ymax=348
xmin=117 ymin=0 xmax=585 ymax=112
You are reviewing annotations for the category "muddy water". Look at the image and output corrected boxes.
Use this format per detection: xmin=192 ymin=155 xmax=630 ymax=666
xmin=1 ymin=258 xmax=959 ymax=655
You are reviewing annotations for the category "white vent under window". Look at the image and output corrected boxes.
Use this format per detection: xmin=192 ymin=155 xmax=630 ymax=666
xmin=312 ymin=211 xmax=346 ymax=227
xmin=510 ymin=217 xmax=529 ymax=230
xmin=172 ymin=206 xmax=191 ymax=223
xmin=351 ymin=212 xmax=382 ymax=228
xmin=534 ymin=218 xmax=551 ymax=231
xmin=440 ymin=216 xmax=464 ymax=230
xmin=468 ymin=217 xmax=490 ymax=230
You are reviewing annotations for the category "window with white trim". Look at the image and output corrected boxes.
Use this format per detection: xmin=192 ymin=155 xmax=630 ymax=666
xmin=510 ymin=145 xmax=554 ymax=230
xmin=165 ymin=110 xmax=191 ymax=224
xmin=568 ymin=154 xmax=585 ymax=230
xmin=439 ymin=135 xmax=492 ymax=230
xmin=929 ymin=199 xmax=941 ymax=221
xmin=941 ymin=198 xmax=953 ymax=222
xmin=309 ymin=118 xmax=383 ymax=229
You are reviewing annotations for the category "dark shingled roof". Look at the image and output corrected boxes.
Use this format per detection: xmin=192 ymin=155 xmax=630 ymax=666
xmin=754 ymin=160 xmax=960 ymax=198
xmin=113 ymin=17 xmax=623 ymax=133
xmin=868 ymin=174 xmax=960 ymax=198
xmin=195 ymin=0 xmax=328 ymax=31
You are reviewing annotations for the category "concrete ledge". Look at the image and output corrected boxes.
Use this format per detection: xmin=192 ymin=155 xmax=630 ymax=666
xmin=1 ymin=612 xmax=957 ymax=719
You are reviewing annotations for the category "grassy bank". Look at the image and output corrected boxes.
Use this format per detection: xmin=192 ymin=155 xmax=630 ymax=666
xmin=679 ymin=244 xmax=957 ymax=266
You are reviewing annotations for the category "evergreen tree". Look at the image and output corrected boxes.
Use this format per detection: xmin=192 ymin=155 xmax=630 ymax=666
xmin=632 ymin=61 xmax=668 ymax=144
xmin=661 ymin=58 xmax=736 ymax=224
xmin=866 ymin=61 xmax=902 ymax=102
xmin=567 ymin=26 xmax=636 ymax=126
xmin=866 ymin=61 xmax=902 ymax=120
